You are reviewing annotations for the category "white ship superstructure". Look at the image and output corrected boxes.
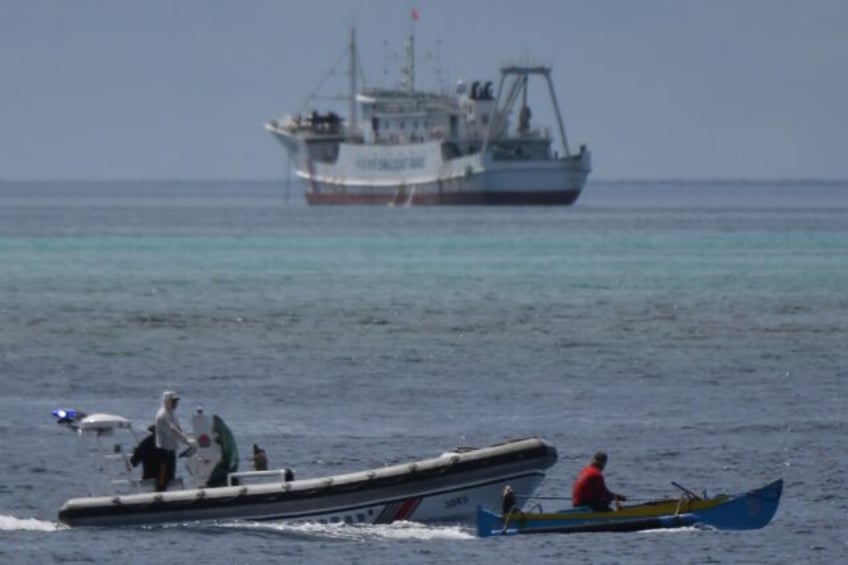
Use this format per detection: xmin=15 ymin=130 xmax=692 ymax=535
xmin=265 ymin=27 xmax=591 ymax=205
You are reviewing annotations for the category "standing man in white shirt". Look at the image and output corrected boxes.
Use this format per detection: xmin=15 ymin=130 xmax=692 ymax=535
xmin=154 ymin=390 xmax=195 ymax=491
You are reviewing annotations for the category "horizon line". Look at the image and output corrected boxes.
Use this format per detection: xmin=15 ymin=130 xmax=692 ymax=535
xmin=1 ymin=177 xmax=847 ymax=185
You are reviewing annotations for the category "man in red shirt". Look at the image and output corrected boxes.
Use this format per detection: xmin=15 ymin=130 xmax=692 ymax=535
xmin=572 ymin=452 xmax=627 ymax=511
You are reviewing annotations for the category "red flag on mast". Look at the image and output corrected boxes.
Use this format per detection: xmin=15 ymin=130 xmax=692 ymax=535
xmin=411 ymin=7 xmax=420 ymax=20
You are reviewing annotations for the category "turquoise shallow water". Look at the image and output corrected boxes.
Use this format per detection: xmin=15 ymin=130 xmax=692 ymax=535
xmin=1 ymin=180 xmax=846 ymax=563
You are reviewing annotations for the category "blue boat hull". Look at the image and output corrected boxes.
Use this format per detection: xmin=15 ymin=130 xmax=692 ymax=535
xmin=690 ymin=479 xmax=783 ymax=530
xmin=477 ymin=479 xmax=782 ymax=537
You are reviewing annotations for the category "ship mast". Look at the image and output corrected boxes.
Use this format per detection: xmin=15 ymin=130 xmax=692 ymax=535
xmin=349 ymin=27 xmax=357 ymax=131
xmin=403 ymin=7 xmax=418 ymax=93
xmin=408 ymin=25 xmax=415 ymax=93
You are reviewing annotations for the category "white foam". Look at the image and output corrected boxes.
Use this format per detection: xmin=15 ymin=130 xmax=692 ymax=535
xmin=0 ymin=515 xmax=63 ymax=532
xmin=364 ymin=520 xmax=474 ymax=541
xmin=217 ymin=519 xmax=474 ymax=541
xmin=637 ymin=525 xmax=701 ymax=534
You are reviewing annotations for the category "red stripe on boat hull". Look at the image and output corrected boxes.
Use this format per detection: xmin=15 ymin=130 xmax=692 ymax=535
xmin=392 ymin=497 xmax=421 ymax=521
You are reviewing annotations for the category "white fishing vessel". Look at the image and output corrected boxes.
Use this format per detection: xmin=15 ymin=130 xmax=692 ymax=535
xmin=265 ymin=26 xmax=591 ymax=205
xmin=53 ymin=409 xmax=558 ymax=527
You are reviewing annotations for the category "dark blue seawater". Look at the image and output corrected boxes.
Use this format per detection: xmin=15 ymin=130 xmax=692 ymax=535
xmin=1 ymin=180 xmax=846 ymax=563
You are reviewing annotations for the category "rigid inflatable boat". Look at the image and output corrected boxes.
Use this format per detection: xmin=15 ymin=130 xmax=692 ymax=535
xmin=54 ymin=409 xmax=558 ymax=527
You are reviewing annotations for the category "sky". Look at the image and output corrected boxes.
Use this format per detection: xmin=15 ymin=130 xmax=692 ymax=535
xmin=1 ymin=0 xmax=846 ymax=181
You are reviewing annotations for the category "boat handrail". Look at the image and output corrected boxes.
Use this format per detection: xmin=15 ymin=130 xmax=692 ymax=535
xmin=109 ymin=477 xmax=184 ymax=493
xmin=111 ymin=479 xmax=154 ymax=488
xmin=227 ymin=469 xmax=292 ymax=486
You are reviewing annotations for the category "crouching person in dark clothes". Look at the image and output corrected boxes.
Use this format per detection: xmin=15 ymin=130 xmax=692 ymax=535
xmin=130 ymin=424 xmax=159 ymax=481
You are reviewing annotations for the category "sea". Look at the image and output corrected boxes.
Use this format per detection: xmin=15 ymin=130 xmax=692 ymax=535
xmin=0 ymin=179 xmax=846 ymax=564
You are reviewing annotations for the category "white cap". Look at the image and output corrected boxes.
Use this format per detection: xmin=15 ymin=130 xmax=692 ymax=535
xmin=163 ymin=390 xmax=180 ymax=402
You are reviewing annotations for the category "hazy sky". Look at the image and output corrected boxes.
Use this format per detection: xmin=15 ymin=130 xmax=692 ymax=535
xmin=2 ymin=0 xmax=846 ymax=180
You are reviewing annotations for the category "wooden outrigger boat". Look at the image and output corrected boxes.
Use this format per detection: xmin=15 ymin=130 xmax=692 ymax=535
xmin=476 ymin=479 xmax=782 ymax=537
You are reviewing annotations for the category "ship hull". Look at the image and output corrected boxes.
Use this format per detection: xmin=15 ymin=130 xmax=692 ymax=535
xmin=268 ymin=130 xmax=590 ymax=206
xmin=305 ymin=189 xmax=581 ymax=206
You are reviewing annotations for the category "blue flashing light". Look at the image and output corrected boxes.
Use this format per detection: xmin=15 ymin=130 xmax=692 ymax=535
xmin=52 ymin=408 xmax=78 ymax=421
